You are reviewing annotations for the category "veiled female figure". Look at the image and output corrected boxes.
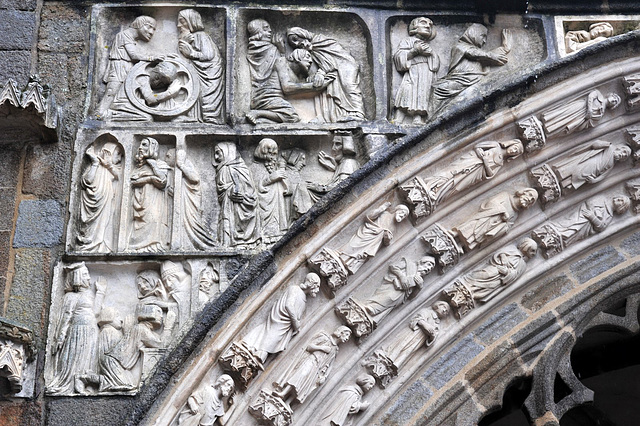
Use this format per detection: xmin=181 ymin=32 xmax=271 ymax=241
xmin=541 ymin=90 xmax=621 ymax=136
xmin=178 ymin=9 xmax=225 ymax=124
xmin=48 ymin=263 xmax=106 ymax=395
xmin=213 ymin=142 xmax=259 ymax=247
xmin=76 ymin=141 xmax=123 ymax=253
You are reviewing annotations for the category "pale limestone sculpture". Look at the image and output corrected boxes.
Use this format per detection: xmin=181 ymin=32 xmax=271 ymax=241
xmin=400 ymin=139 xmax=523 ymax=219
xmin=308 ymin=132 xmax=360 ymax=199
xmin=532 ymin=195 xmax=630 ymax=258
xmin=198 ymin=263 xmax=219 ymax=307
xmin=541 ymin=89 xmax=621 ymax=137
xmin=96 ymin=16 xmax=162 ymax=119
xmin=287 ymin=27 xmax=366 ymax=122
xmin=565 ymin=22 xmax=614 ymax=54
xmin=320 ymin=375 xmax=375 ymax=426
xmin=165 ymin=148 xmax=216 ymax=249
xmin=76 ymin=140 xmax=123 ymax=253
xmin=452 ymin=188 xmax=537 ymax=251
xmin=161 ymin=260 xmax=192 ymax=329
xmin=531 ymin=141 xmax=631 ymax=204
xmin=136 ymin=270 xmax=177 ymax=344
xmin=129 ymin=138 xmax=171 ymax=252
xmin=254 ymin=138 xmax=290 ymax=243
xmin=431 ymin=24 xmax=511 ymax=114
xmin=213 ymin=142 xmax=259 ymax=248
xmin=393 ymin=17 xmax=440 ymax=125
xmin=443 ymin=238 xmax=537 ymax=318
xmin=281 ymin=148 xmax=312 ymax=221
xmin=0 ymin=339 xmax=26 ymax=394
xmin=273 ymin=325 xmax=351 ymax=404
xmin=242 ymin=272 xmax=320 ymax=363
xmin=177 ymin=374 xmax=235 ymax=425
xmin=517 ymin=116 xmax=546 ymax=152
xmin=177 ymin=9 xmax=225 ymax=124
xmin=47 ymin=263 xmax=106 ymax=395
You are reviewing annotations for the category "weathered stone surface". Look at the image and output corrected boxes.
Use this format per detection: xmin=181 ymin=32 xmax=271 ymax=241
xmin=0 ymin=51 xmax=31 ymax=84
xmin=417 ymin=381 xmax=482 ymax=426
xmin=37 ymin=3 xmax=87 ymax=53
xmin=423 ymin=335 xmax=484 ymax=390
xmin=521 ymin=274 xmax=574 ymax=313
xmin=473 ymin=303 xmax=528 ymax=346
xmin=36 ymin=53 xmax=69 ymax=98
xmin=13 ymin=200 xmax=63 ymax=248
xmin=511 ymin=311 xmax=561 ymax=366
xmin=381 ymin=379 xmax=433 ymax=426
xmin=46 ymin=398 xmax=135 ymax=426
xmin=0 ymin=0 xmax=37 ymax=10
xmin=621 ymin=231 xmax=640 ymax=257
xmin=5 ymin=249 xmax=45 ymax=335
xmin=0 ymin=10 xmax=36 ymax=50
xmin=0 ymin=145 xmax=22 ymax=189
xmin=0 ymin=189 xmax=16 ymax=231
xmin=570 ymin=245 xmax=625 ymax=284
xmin=22 ymin=143 xmax=71 ymax=200
xmin=0 ymin=230 xmax=11 ymax=278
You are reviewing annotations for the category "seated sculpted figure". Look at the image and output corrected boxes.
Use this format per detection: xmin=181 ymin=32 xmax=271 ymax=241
xmin=565 ymin=22 xmax=614 ymax=54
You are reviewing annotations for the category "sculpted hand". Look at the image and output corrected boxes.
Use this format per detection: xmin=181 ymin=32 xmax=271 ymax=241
xmin=230 ymin=190 xmax=245 ymax=203
xmin=269 ymin=169 xmax=286 ymax=182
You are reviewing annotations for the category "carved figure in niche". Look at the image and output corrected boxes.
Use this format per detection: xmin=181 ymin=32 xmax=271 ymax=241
xmin=287 ymin=27 xmax=366 ymax=122
xmin=198 ymin=263 xmax=219 ymax=307
xmin=161 ymin=261 xmax=191 ymax=329
xmin=177 ymin=374 xmax=235 ymax=426
xmin=308 ymin=132 xmax=360 ymax=200
xmin=321 ymin=375 xmax=375 ymax=426
xmin=136 ymin=270 xmax=177 ymax=342
xmin=541 ymin=89 xmax=621 ymax=137
xmin=129 ymin=138 xmax=171 ymax=252
xmin=431 ymin=24 xmax=511 ymax=114
xmin=177 ymin=9 xmax=225 ymax=124
xmin=254 ymin=138 xmax=290 ymax=243
xmin=444 ymin=238 xmax=537 ymax=318
xmin=165 ymin=148 xmax=216 ymax=249
xmin=273 ymin=325 xmax=351 ymax=404
xmin=76 ymin=140 xmax=123 ymax=253
xmin=393 ymin=17 xmax=440 ymax=125
xmin=96 ymin=16 xmax=162 ymax=119
xmin=565 ymin=22 xmax=614 ymax=54
xmin=282 ymin=148 xmax=313 ymax=221
xmin=532 ymin=194 xmax=630 ymax=258
xmin=363 ymin=256 xmax=435 ymax=325
xmin=213 ymin=142 xmax=259 ymax=248
xmin=48 ymin=263 xmax=106 ymax=395
xmin=242 ymin=272 xmax=321 ymax=363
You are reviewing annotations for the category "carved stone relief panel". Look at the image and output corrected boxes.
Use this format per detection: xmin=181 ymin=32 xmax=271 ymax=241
xmin=387 ymin=15 xmax=546 ymax=123
xmin=0 ymin=319 xmax=36 ymax=398
xmin=555 ymin=16 xmax=640 ymax=56
xmin=90 ymin=6 xmax=226 ymax=124
xmin=235 ymin=9 xmax=374 ymax=125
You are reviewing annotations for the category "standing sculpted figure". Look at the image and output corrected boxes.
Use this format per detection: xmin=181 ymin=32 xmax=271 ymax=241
xmin=287 ymin=27 xmax=365 ymax=122
xmin=321 ymin=375 xmax=375 ymax=426
xmin=541 ymin=89 xmax=621 ymax=136
xmin=308 ymin=132 xmax=360 ymax=200
xmin=129 ymin=138 xmax=171 ymax=252
xmin=198 ymin=263 xmax=219 ymax=307
xmin=393 ymin=17 xmax=440 ymax=125
xmin=431 ymin=24 xmax=510 ymax=113
xmin=165 ymin=148 xmax=215 ymax=249
xmin=242 ymin=272 xmax=321 ymax=363
xmin=136 ymin=270 xmax=177 ymax=342
xmin=161 ymin=260 xmax=192 ymax=330
xmin=177 ymin=374 xmax=235 ymax=426
xmin=76 ymin=141 xmax=123 ymax=253
xmin=452 ymin=188 xmax=538 ymax=251
xmin=282 ymin=148 xmax=313 ymax=221
xmin=177 ymin=9 xmax=225 ymax=124
xmin=48 ymin=263 xmax=106 ymax=395
xmin=565 ymin=22 xmax=614 ymax=53
xmin=254 ymin=138 xmax=290 ymax=243
xmin=213 ymin=142 xmax=259 ymax=247
xmin=96 ymin=16 xmax=162 ymax=119
xmin=273 ymin=325 xmax=352 ymax=404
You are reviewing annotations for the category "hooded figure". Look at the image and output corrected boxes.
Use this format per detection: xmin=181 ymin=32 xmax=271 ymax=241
xmin=213 ymin=142 xmax=259 ymax=247
xmin=178 ymin=9 xmax=225 ymax=124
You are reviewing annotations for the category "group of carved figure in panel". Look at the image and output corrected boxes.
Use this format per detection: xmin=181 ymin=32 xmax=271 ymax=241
xmin=170 ymin=79 xmax=640 ymax=425
xmin=75 ymin=132 xmax=359 ymax=253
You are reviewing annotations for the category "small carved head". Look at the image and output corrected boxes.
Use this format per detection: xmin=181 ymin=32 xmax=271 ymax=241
xmin=283 ymin=148 xmax=307 ymax=171
xmin=300 ymin=272 xmax=321 ymax=297
xmin=394 ymin=204 xmax=410 ymax=222
xmin=462 ymin=23 xmax=488 ymax=48
xmin=606 ymin=93 xmax=622 ymax=109
xmin=589 ymin=22 xmax=614 ymax=39
xmin=334 ymin=325 xmax=352 ymax=343
xmin=417 ymin=255 xmax=436 ymax=276
xmin=131 ymin=16 xmax=156 ymax=42
xmin=254 ymin=138 xmax=279 ymax=162
xmin=161 ymin=260 xmax=187 ymax=288
xmin=149 ymin=62 xmax=178 ymax=90
xmin=98 ymin=307 xmax=123 ymax=330
xmin=409 ymin=17 xmax=436 ymax=41
xmin=199 ymin=263 xmax=219 ymax=294
xmin=136 ymin=270 xmax=164 ymax=299
xmin=247 ymin=19 xmax=272 ymax=42
xmin=65 ymin=262 xmax=91 ymax=292
xmin=612 ymin=195 xmax=631 ymax=215
xmin=137 ymin=138 xmax=159 ymax=162
xmin=287 ymin=49 xmax=313 ymax=75
xmin=214 ymin=374 xmax=235 ymax=398
xmin=515 ymin=188 xmax=538 ymax=209
xmin=356 ymin=375 xmax=376 ymax=392
xmin=101 ymin=142 xmax=123 ymax=166
xmin=178 ymin=9 xmax=204 ymax=34
xmin=518 ymin=237 xmax=538 ymax=259
xmin=213 ymin=142 xmax=237 ymax=167
xmin=502 ymin=139 xmax=524 ymax=160
xmin=432 ymin=301 xmax=451 ymax=319
xmin=287 ymin=27 xmax=313 ymax=50
xmin=614 ymin=145 xmax=632 ymax=162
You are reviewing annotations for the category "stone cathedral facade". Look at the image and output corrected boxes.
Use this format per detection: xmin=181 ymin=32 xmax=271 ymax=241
xmin=2 ymin=1 xmax=640 ymax=425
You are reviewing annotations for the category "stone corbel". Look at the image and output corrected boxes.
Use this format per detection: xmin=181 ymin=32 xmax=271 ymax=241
xmin=0 ymin=318 xmax=36 ymax=396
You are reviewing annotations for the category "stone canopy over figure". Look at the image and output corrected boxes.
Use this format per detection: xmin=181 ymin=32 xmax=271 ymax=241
xmin=177 ymin=374 xmax=235 ymax=426
xmin=393 ymin=16 xmax=440 ymax=125
xmin=177 ymin=9 xmax=225 ymax=124
xmin=565 ymin=22 xmax=614 ymax=54
xmin=431 ymin=24 xmax=511 ymax=114
xmin=76 ymin=139 xmax=123 ymax=253
xmin=452 ymin=188 xmax=538 ymax=251
xmin=287 ymin=26 xmax=366 ymax=122
xmin=541 ymin=89 xmax=621 ymax=137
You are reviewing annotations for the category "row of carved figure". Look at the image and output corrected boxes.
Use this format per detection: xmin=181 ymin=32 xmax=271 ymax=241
xmin=75 ymin=132 xmax=359 ymax=253
xmin=95 ymin=11 xmax=549 ymax=125
xmin=46 ymin=260 xmax=224 ymax=396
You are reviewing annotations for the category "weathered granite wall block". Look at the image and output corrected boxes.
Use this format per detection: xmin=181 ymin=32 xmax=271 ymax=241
xmin=0 ymin=10 xmax=36 ymax=50
xmin=570 ymin=245 xmax=625 ymax=284
xmin=423 ymin=335 xmax=485 ymax=390
xmin=473 ymin=303 xmax=528 ymax=346
xmin=13 ymin=200 xmax=63 ymax=248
